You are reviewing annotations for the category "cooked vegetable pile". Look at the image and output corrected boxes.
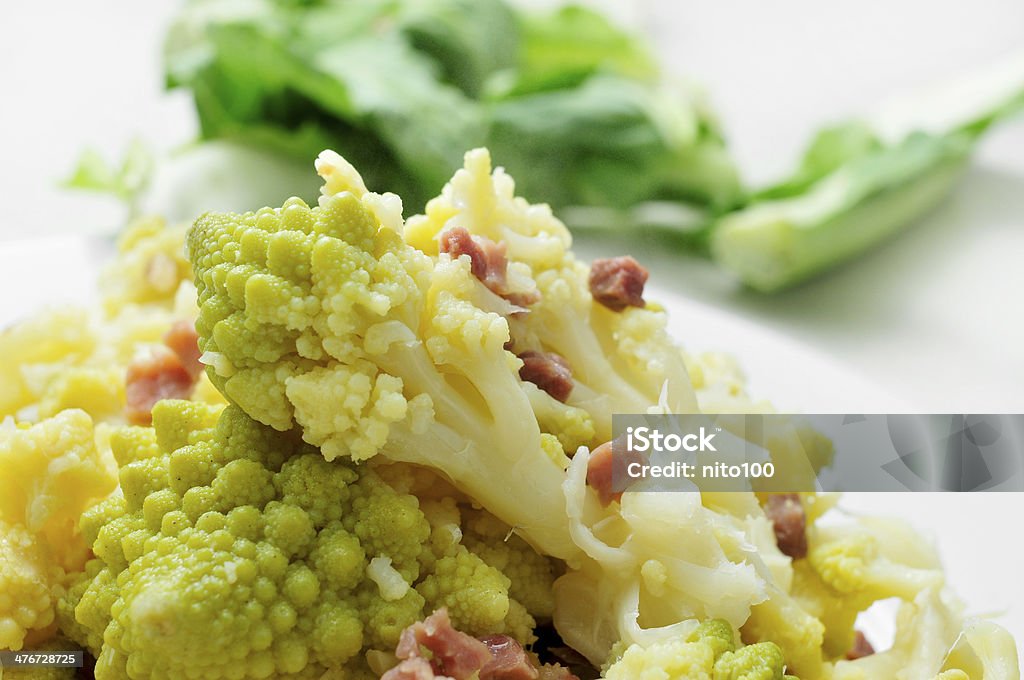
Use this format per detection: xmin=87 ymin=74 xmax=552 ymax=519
xmin=1 ymin=148 xmax=1020 ymax=679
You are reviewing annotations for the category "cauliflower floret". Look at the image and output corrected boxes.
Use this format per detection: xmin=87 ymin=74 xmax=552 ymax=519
xmin=408 ymin=148 xmax=698 ymax=440
xmin=99 ymin=217 xmax=192 ymax=314
xmin=0 ymin=410 xmax=120 ymax=650
xmin=831 ymin=587 xmax=1018 ymax=680
xmin=0 ymin=519 xmax=65 ymax=651
xmin=807 ymin=519 xmax=943 ymax=601
xmin=0 ymin=217 xmax=219 ymax=425
xmin=0 ymin=410 xmax=117 ymax=571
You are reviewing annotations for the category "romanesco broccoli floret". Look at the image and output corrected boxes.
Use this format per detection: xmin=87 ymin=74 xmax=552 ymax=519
xmin=57 ymin=400 xmax=557 ymax=680
xmin=605 ymin=618 xmax=789 ymax=680
xmin=187 ymin=149 xmax=587 ymax=559
xmin=461 ymin=508 xmax=559 ymax=618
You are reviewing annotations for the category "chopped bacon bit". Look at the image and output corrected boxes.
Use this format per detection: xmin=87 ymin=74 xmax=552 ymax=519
xmin=439 ymin=227 xmax=539 ymax=307
xmin=764 ymin=493 xmax=808 ymax=559
xmin=163 ymin=319 xmax=203 ymax=379
xmin=845 ymin=630 xmax=875 ymax=660
xmin=396 ymin=609 xmax=491 ymax=680
xmin=586 ymin=441 xmax=618 ymax=507
xmin=518 ymin=351 xmax=573 ymax=403
xmin=125 ymin=350 xmax=195 ymax=425
xmin=440 ymin=226 xmax=508 ymax=292
xmin=388 ymin=610 xmax=580 ymax=680
xmin=585 ymin=438 xmax=645 ymax=507
xmin=588 ymin=256 xmax=648 ymax=312
xmin=479 ymin=635 xmax=538 ymax=680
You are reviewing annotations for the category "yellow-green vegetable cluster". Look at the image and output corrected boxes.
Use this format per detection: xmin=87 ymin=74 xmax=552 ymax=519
xmin=58 ymin=400 xmax=556 ymax=679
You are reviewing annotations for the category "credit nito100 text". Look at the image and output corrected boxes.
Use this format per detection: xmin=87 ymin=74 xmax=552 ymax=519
xmin=625 ymin=460 xmax=776 ymax=480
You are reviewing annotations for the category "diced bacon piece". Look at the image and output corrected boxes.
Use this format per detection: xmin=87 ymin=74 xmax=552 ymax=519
xmin=845 ymin=630 xmax=875 ymax=660
xmin=586 ymin=441 xmax=618 ymax=507
xmin=479 ymin=635 xmax=537 ymax=680
xmin=163 ymin=319 xmax=203 ymax=379
xmin=585 ymin=438 xmax=645 ymax=507
xmin=518 ymin=351 xmax=573 ymax=403
xmin=588 ymin=256 xmax=648 ymax=311
xmin=440 ymin=227 xmax=508 ymax=291
xmin=388 ymin=610 xmax=582 ymax=680
xmin=125 ymin=350 xmax=195 ymax=425
xmin=438 ymin=227 xmax=499 ymax=283
xmin=764 ymin=493 xmax=807 ymax=559
xmin=396 ymin=609 xmax=491 ymax=680
xmin=440 ymin=227 xmax=539 ymax=307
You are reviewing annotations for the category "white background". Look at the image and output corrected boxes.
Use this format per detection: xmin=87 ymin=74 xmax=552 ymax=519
xmin=1 ymin=0 xmax=1022 ymax=661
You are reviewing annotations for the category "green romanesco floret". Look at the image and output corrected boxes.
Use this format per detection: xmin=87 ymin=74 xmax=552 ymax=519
xmin=417 ymin=546 xmax=532 ymax=641
xmin=57 ymin=399 xmax=557 ymax=680
xmin=186 ymin=149 xmax=585 ymax=559
xmin=605 ymin=618 xmax=790 ymax=680
xmin=462 ymin=508 xmax=559 ymax=618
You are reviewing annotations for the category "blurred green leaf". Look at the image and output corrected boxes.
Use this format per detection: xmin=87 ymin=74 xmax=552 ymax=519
xmin=63 ymin=138 xmax=155 ymax=210
xmin=164 ymin=0 xmax=739 ymax=213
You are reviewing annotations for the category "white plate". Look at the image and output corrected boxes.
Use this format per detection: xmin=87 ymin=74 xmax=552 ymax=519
xmin=650 ymin=283 xmax=912 ymax=413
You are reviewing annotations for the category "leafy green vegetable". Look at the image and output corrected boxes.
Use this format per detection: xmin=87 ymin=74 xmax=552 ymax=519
xmin=752 ymin=121 xmax=883 ymax=202
xmin=490 ymin=4 xmax=656 ymax=98
xmin=164 ymin=0 xmax=740 ymax=213
xmin=711 ymin=131 xmax=972 ymax=292
xmin=63 ymin=138 xmax=154 ymax=210
xmin=711 ymin=57 xmax=1024 ymax=292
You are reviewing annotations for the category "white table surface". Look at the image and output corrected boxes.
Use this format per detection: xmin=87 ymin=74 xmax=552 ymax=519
xmin=1 ymin=0 xmax=1022 ymax=660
